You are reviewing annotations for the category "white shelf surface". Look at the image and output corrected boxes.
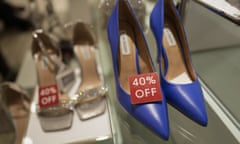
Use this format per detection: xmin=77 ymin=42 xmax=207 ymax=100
xmin=23 ymin=103 xmax=111 ymax=144
xmin=22 ymin=70 xmax=112 ymax=144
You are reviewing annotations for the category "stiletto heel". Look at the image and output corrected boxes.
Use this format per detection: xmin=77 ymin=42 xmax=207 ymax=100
xmin=32 ymin=30 xmax=73 ymax=131
xmin=150 ymin=0 xmax=208 ymax=126
xmin=73 ymin=22 xmax=107 ymax=120
xmin=107 ymin=0 xmax=169 ymax=139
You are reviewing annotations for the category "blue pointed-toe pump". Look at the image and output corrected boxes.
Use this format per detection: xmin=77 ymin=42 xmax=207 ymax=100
xmin=150 ymin=0 xmax=208 ymax=126
xmin=107 ymin=0 xmax=169 ymax=139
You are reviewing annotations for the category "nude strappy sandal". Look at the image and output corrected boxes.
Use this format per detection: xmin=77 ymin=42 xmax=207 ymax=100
xmin=72 ymin=22 xmax=107 ymax=120
xmin=32 ymin=30 xmax=74 ymax=132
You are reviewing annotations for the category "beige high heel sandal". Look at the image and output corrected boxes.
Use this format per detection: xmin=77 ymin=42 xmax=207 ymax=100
xmin=32 ymin=30 xmax=73 ymax=132
xmin=72 ymin=22 xmax=107 ymax=121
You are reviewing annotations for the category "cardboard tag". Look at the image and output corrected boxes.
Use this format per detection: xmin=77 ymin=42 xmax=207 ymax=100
xmin=56 ymin=67 xmax=76 ymax=93
xmin=39 ymin=84 xmax=59 ymax=108
xmin=129 ymin=72 xmax=162 ymax=104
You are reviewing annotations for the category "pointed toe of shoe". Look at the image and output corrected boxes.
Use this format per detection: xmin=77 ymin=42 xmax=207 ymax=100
xmin=197 ymin=110 xmax=208 ymax=126
xmin=118 ymin=88 xmax=169 ymax=139
xmin=162 ymin=79 xmax=208 ymax=126
xmin=185 ymin=97 xmax=208 ymax=126
xmin=192 ymin=104 xmax=208 ymax=126
xmin=134 ymin=103 xmax=170 ymax=140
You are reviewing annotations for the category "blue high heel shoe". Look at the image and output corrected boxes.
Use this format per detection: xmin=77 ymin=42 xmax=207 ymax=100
xmin=150 ymin=0 xmax=208 ymax=126
xmin=107 ymin=0 xmax=169 ymax=139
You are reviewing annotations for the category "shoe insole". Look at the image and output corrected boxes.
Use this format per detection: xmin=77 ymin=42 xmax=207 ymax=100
xmin=119 ymin=22 xmax=148 ymax=93
xmin=162 ymin=25 xmax=192 ymax=83
xmin=74 ymin=44 xmax=102 ymax=92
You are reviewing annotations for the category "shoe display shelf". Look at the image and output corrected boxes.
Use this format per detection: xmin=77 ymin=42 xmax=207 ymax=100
xmin=15 ymin=0 xmax=240 ymax=144
xmin=16 ymin=52 xmax=114 ymax=144
xmin=192 ymin=0 xmax=240 ymax=25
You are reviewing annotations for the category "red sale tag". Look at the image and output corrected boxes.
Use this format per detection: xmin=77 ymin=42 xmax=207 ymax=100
xmin=129 ymin=72 xmax=162 ymax=104
xmin=38 ymin=84 xmax=59 ymax=108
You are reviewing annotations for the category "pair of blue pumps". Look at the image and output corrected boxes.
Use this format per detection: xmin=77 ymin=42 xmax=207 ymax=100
xmin=107 ymin=0 xmax=208 ymax=140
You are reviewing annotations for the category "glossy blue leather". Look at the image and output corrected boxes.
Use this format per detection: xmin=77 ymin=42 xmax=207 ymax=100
xmin=150 ymin=0 xmax=208 ymax=126
xmin=107 ymin=0 xmax=169 ymax=139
